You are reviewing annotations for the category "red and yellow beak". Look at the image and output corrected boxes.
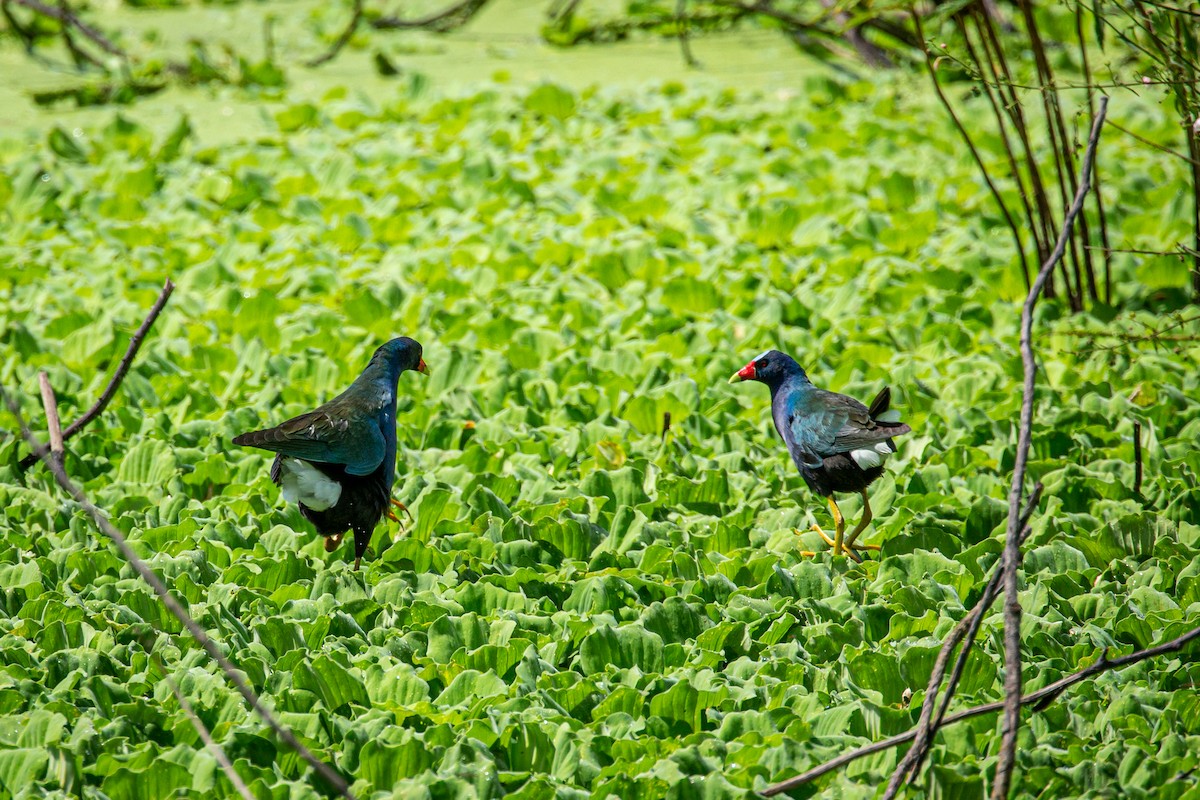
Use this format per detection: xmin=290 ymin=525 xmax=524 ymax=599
xmin=729 ymin=361 xmax=756 ymax=383
xmin=416 ymin=358 xmax=430 ymax=375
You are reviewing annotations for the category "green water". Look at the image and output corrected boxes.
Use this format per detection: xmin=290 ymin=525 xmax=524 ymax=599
xmin=0 ymin=0 xmax=826 ymax=144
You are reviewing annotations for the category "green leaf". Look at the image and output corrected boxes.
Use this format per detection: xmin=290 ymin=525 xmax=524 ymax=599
xmin=579 ymin=624 xmax=665 ymax=675
xmin=0 ymin=749 xmax=49 ymax=794
xmin=102 ymin=761 xmax=192 ymax=800
xmin=524 ymin=83 xmax=575 ymax=120
xmin=117 ymin=439 xmax=178 ymax=486
xmin=358 ymin=735 xmax=436 ymax=784
xmin=47 ymin=127 xmax=89 ymax=163
xmin=292 ymin=655 xmax=368 ymax=711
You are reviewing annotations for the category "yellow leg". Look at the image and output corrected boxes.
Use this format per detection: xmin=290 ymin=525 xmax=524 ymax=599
xmin=811 ymin=523 xmax=837 ymax=548
xmin=828 ymin=496 xmax=845 ymax=555
xmin=802 ymin=497 xmax=855 ymax=558
xmin=844 ymin=490 xmax=882 ymax=554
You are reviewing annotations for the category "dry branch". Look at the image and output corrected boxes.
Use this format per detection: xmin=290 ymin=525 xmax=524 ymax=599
xmin=37 ymin=371 xmax=64 ymax=469
xmin=5 ymin=0 xmax=125 ymax=58
xmin=30 ymin=379 xmax=253 ymax=800
xmin=914 ymin=12 xmax=1031 ymax=289
xmin=168 ymin=676 xmax=256 ymax=800
xmin=2 ymin=388 xmax=356 ymax=800
xmin=1133 ymin=420 xmax=1143 ymax=495
xmin=882 ymin=484 xmax=1042 ymax=798
xmin=676 ymin=0 xmax=700 ymax=68
xmin=992 ymin=94 xmax=1109 ymax=800
xmin=19 ymin=279 xmax=174 ymax=470
xmin=373 ymin=0 xmax=492 ymax=31
xmin=761 ymin=620 xmax=1200 ymax=796
xmin=306 ymin=0 xmax=364 ymax=67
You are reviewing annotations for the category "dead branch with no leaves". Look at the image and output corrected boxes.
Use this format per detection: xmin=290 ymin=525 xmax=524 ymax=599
xmin=3 ymin=0 xmax=126 ymax=65
xmin=993 ymin=93 xmax=1109 ymax=800
xmin=765 ymin=95 xmax=1112 ymax=799
xmin=18 ymin=279 xmax=174 ymax=470
xmin=762 ymin=619 xmax=1200 ymax=795
xmin=5 ymin=391 xmax=355 ymax=799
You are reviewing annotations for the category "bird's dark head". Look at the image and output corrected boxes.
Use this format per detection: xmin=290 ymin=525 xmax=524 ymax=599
xmin=728 ymin=349 xmax=806 ymax=390
xmin=372 ymin=337 xmax=430 ymax=376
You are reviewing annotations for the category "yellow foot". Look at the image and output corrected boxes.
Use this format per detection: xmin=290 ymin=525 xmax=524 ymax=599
xmin=789 ymin=536 xmax=820 ymax=559
xmin=810 ymin=524 xmax=837 ymax=548
xmin=794 ymin=526 xmax=879 ymax=563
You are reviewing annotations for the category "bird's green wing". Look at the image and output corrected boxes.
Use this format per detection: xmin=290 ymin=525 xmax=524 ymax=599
xmin=233 ymin=407 xmax=386 ymax=476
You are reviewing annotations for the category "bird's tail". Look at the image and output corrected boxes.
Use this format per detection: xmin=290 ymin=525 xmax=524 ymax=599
xmin=867 ymin=386 xmax=911 ymax=438
xmin=867 ymin=386 xmax=897 ymax=421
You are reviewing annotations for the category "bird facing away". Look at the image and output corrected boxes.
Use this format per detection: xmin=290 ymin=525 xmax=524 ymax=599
xmin=729 ymin=350 xmax=911 ymax=560
xmin=232 ymin=337 xmax=429 ymax=570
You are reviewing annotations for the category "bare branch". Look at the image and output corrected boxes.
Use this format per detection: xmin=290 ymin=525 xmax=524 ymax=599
xmin=883 ymin=485 xmax=1043 ymax=797
xmin=913 ymin=12 xmax=1031 ymax=288
xmin=372 ymin=0 xmax=492 ymax=31
xmin=306 ymin=0 xmax=364 ymax=68
xmin=31 ymin=375 xmax=254 ymax=796
xmin=2 ymin=388 xmax=356 ymax=800
xmin=1106 ymin=119 xmax=1200 ymax=167
xmin=20 ymin=279 xmax=174 ymax=470
xmin=1133 ymin=420 xmax=1143 ymax=495
xmin=761 ymin=620 xmax=1200 ymax=796
xmin=37 ymin=372 xmax=64 ymax=469
xmin=167 ymin=677 xmax=255 ymax=800
xmin=7 ymin=0 xmax=125 ymax=58
xmin=993 ymin=94 xmax=1109 ymax=800
xmin=676 ymin=0 xmax=700 ymax=68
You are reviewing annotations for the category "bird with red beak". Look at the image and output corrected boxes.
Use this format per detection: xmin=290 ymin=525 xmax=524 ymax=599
xmin=730 ymin=349 xmax=911 ymax=560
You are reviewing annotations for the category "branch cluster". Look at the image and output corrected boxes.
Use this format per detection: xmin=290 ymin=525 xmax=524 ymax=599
xmin=7 ymin=281 xmax=355 ymax=800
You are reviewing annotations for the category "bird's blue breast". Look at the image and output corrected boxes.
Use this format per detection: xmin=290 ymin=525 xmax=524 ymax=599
xmin=771 ymin=380 xmax=830 ymax=468
xmin=380 ymin=407 xmax=398 ymax=488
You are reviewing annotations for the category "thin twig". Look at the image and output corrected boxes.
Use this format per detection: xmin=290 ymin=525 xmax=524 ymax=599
xmin=37 ymin=372 xmax=64 ymax=469
xmin=2 ymin=389 xmax=355 ymax=800
xmin=960 ymin=12 xmax=1035 ymax=290
xmin=8 ymin=0 xmax=125 ymax=57
xmin=58 ymin=0 xmax=103 ymax=68
xmin=1106 ymin=119 xmax=1200 ymax=167
xmin=19 ymin=279 xmax=174 ymax=470
xmin=676 ymin=0 xmax=700 ymax=68
xmin=993 ymin=94 xmax=1108 ymax=800
xmin=372 ymin=0 xmax=491 ymax=31
xmin=305 ymin=0 xmax=363 ymax=67
xmin=1084 ymin=245 xmax=1200 ymax=257
xmin=762 ymin=620 xmax=1200 ymax=795
xmin=883 ymin=484 xmax=1043 ymax=796
xmin=167 ymin=677 xmax=255 ymax=800
xmin=1133 ymin=420 xmax=1143 ymax=495
xmin=1075 ymin=8 xmax=1113 ymax=304
xmin=31 ymin=381 xmax=253 ymax=800
xmin=914 ymin=12 xmax=1030 ymax=288
xmin=1136 ymin=0 xmax=1200 ymax=18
